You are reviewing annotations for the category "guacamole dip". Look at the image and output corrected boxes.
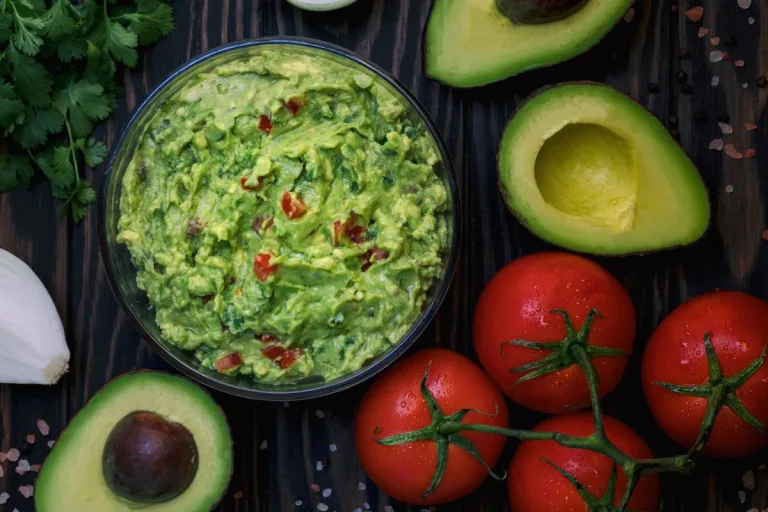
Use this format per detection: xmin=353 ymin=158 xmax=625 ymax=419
xmin=117 ymin=48 xmax=451 ymax=383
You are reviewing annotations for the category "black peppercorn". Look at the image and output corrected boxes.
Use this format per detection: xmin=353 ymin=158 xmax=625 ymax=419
xmin=680 ymin=84 xmax=693 ymax=95
xmin=676 ymin=70 xmax=689 ymax=84
xmin=694 ymin=111 xmax=708 ymax=124
xmin=647 ymin=83 xmax=660 ymax=94
xmin=669 ymin=115 xmax=679 ymax=128
xmin=717 ymin=112 xmax=730 ymax=123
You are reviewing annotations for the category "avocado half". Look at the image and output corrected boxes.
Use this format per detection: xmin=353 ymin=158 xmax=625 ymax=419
xmin=498 ymin=83 xmax=710 ymax=256
xmin=425 ymin=0 xmax=632 ymax=87
xmin=35 ymin=372 xmax=233 ymax=512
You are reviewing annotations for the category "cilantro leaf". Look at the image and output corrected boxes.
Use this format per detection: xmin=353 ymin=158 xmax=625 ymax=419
xmin=8 ymin=0 xmax=47 ymax=55
xmin=68 ymin=180 xmax=97 ymax=221
xmin=14 ymin=105 xmax=64 ymax=149
xmin=53 ymin=79 xmax=112 ymax=138
xmin=43 ymin=0 xmax=77 ymax=40
xmin=8 ymin=44 xmax=52 ymax=107
xmin=56 ymin=36 xmax=88 ymax=62
xmin=105 ymin=21 xmax=138 ymax=66
xmin=0 ymin=79 xmax=25 ymax=128
xmin=0 ymin=12 xmax=13 ymax=45
xmin=0 ymin=155 xmax=35 ymax=192
xmin=82 ymin=138 xmax=108 ymax=167
xmin=37 ymin=145 xmax=76 ymax=200
xmin=122 ymin=0 xmax=174 ymax=45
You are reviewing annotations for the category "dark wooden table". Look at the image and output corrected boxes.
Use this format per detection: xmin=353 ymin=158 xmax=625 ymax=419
xmin=2 ymin=1 xmax=768 ymax=510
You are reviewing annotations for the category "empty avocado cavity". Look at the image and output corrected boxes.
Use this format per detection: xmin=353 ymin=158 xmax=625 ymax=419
xmin=498 ymin=83 xmax=710 ymax=255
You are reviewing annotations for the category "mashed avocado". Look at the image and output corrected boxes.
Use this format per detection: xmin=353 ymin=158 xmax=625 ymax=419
xmin=117 ymin=49 xmax=450 ymax=383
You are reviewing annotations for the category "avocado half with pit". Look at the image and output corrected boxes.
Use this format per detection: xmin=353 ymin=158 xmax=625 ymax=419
xmin=425 ymin=0 xmax=632 ymax=87
xmin=498 ymin=83 xmax=710 ymax=256
xmin=35 ymin=372 xmax=233 ymax=512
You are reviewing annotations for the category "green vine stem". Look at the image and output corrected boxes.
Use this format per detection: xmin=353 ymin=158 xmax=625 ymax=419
xmin=375 ymin=312 xmax=768 ymax=511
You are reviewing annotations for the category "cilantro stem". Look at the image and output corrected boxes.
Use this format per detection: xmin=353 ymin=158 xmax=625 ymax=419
xmin=60 ymin=118 xmax=82 ymax=209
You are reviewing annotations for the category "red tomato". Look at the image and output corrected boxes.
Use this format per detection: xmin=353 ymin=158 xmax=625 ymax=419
xmin=260 ymin=345 xmax=301 ymax=369
xmin=508 ymin=413 xmax=660 ymax=512
xmin=239 ymin=175 xmax=263 ymax=191
xmin=214 ymin=352 xmax=242 ymax=372
xmin=285 ymin=98 xmax=304 ymax=115
xmin=360 ymin=247 xmax=388 ymax=272
xmin=281 ymin=192 xmax=307 ymax=219
xmin=641 ymin=291 xmax=768 ymax=458
xmin=355 ymin=349 xmax=508 ymax=505
xmin=253 ymin=252 xmax=278 ymax=281
xmin=258 ymin=115 xmax=273 ymax=133
xmin=473 ymin=252 xmax=635 ymax=414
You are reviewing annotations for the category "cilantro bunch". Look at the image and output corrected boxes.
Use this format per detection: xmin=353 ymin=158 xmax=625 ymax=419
xmin=0 ymin=0 xmax=174 ymax=220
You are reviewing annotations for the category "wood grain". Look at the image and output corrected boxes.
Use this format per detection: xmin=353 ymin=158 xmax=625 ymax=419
xmin=1 ymin=1 xmax=767 ymax=511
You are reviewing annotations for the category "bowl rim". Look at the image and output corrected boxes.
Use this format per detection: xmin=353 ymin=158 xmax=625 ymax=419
xmin=97 ymin=36 xmax=462 ymax=401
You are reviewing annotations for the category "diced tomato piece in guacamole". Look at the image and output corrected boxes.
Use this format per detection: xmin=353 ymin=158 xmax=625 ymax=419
xmin=260 ymin=345 xmax=302 ymax=369
xmin=253 ymin=252 xmax=279 ymax=281
xmin=285 ymin=98 xmax=304 ymax=115
xmin=360 ymin=248 xmax=389 ymax=272
xmin=281 ymin=192 xmax=307 ymax=219
xmin=258 ymin=115 xmax=273 ymax=133
xmin=214 ymin=352 xmax=243 ymax=372
xmin=240 ymin=176 xmax=264 ymax=191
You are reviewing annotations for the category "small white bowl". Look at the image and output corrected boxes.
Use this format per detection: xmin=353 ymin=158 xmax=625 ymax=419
xmin=285 ymin=0 xmax=358 ymax=11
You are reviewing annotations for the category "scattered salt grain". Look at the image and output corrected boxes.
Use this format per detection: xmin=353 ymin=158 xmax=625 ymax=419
xmin=311 ymin=483 xmax=321 ymax=492
xmin=0 ymin=452 xmax=5 ymax=463
xmin=358 ymin=482 xmax=367 ymax=491
xmin=710 ymin=50 xmax=724 ymax=62
xmin=624 ymin=8 xmax=635 ymax=22
xmin=725 ymin=185 xmax=734 ymax=193
xmin=724 ymin=144 xmax=744 ymax=160
xmin=746 ymin=123 xmax=758 ymax=131
xmin=329 ymin=444 xmax=337 ymax=452
xmin=747 ymin=509 xmax=759 ymax=512
xmin=37 ymin=420 xmax=49 ymax=436
xmin=0 ymin=492 xmax=7 ymax=505
xmin=710 ymin=37 xmax=720 ymax=46
xmin=26 ymin=434 xmax=35 ymax=444
xmin=743 ymin=83 xmax=750 ymax=89
xmin=698 ymin=27 xmax=710 ymax=38
xmin=316 ymin=460 xmax=323 ymax=471
xmin=746 ymin=149 xmax=757 ymax=159
xmin=46 ymin=440 xmax=55 ymax=448
xmin=0 ymin=465 xmax=4 ymax=478
xmin=384 ymin=507 xmax=394 ymax=512
xmin=739 ymin=490 xmax=747 ymax=503
xmin=738 ymin=0 xmax=752 ymax=9
xmin=760 ymin=464 xmax=766 ymax=470
xmin=322 ymin=488 xmax=332 ymax=498
xmin=735 ymin=60 xmax=745 ymax=67
xmin=315 ymin=410 xmax=325 ymax=419
xmin=712 ymin=76 xmax=720 ymax=86
xmin=283 ymin=402 xmax=290 ymax=408
xmin=685 ymin=7 xmax=704 ymax=22
xmin=353 ymin=509 xmax=363 ymax=512
xmin=749 ymin=16 xmax=755 ymax=25
xmin=18 ymin=485 xmax=33 ymax=498
xmin=15 ymin=459 xmax=31 ymax=475
xmin=260 ymin=440 xmax=268 ymax=450
xmin=12 ymin=509 xmax=18 ymax=512
xmin=317 ymin=504 xmax=329 ymax=512
xmin=295 ymin=500 xmax=303 ymax=507
xmin=364 ymin=503 xmax=371 ymax=510
xmin=719 ymin=122 xmax=734 ymax=134
xmin=6 ymin=449 xmax=19 ymax=462
xmin=30 ymin=464 xmax=40 ymax=472
xmin=709 ymin=139 xmax=724 ymax=151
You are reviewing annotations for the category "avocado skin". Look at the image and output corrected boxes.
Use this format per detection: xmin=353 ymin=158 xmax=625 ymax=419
xmin=34 ymin=371 xmax=233 ymax=512
xmin=495 ymin=0 xmax=589 ymax=24
xmin=496 ymin=82 xmax=711 ymax=256
xmin=423 ymin=0 xmax=632 ymax=88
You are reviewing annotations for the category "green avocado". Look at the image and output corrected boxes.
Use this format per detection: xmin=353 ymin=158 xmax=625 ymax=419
xmin=35 ymin=372 xmax=233 ymax=512
xmin=424 ymin=0 xmax=632 ymax=87
xmin=498 ymin=83 xmax=710 ymax=256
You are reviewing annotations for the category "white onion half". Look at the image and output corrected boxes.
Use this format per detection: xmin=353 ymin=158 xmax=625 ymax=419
xmin=285 ymin=0 xmax=359 ymax=12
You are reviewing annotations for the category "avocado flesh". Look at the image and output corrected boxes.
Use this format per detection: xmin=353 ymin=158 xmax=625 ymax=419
xmin=498 ymin=83 xmax=710 ymax=255
xmin=425 ymin=0 xmax=632 ymax=87
xmin=35 ymin=372 xmax=232 ymax=512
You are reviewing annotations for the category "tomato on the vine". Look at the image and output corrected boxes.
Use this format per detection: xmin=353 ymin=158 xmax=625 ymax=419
xmin=354 ymin=349 xmax=508 ymax=505
xmin=508 ymin=413 xmax=660 ymax=512
xmin=642 ymin=291 xmax=768 ymax=458
xmin=474 ymin=252 xmax=636 ymax=414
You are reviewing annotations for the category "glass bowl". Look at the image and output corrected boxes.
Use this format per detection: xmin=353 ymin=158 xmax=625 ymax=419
xmin=98 ymin=37 xmax=460 ymax=401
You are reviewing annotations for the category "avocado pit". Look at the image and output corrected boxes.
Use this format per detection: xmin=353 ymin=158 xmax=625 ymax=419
xmin=102 ymin=411 xmax=199 ymax=504
xmin=496 ymin=0 xmax=589 ymax=24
